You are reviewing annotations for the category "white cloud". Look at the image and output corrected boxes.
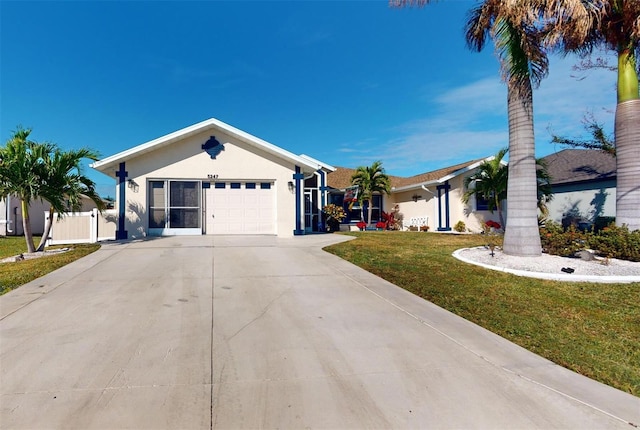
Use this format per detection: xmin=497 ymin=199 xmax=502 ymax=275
xmin=363 ymin=53 xmax=618 ymax=176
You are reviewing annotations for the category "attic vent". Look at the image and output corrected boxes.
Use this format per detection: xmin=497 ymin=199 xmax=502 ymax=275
xmin=202 ymin=136 xmax=225 ymax=159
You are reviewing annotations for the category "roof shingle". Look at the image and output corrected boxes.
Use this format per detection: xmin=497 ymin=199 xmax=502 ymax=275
xmin=542 ymin=149 xmax=616 ymax=185
xmin=327 ymin=158 xmax=486 ymax=191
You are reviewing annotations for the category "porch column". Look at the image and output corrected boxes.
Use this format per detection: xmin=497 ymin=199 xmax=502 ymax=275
xmin=318 ymin=169 xmax=328 ymax=231
xmin=437 ymin=181 xmax=451 ymax=231
xmin=293 ymin=166 xmax=305 ymax=235
xmin=115 ymin=162 xmax=128 ymax=240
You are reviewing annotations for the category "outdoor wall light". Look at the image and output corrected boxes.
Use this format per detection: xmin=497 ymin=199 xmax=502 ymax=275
xmin=127 ymin=179 xmax=139 ymax=192
xmin=288 ymin=181 xmax=295 ymax=192
xmin=412 ymin=194 xmax=421 ymax=202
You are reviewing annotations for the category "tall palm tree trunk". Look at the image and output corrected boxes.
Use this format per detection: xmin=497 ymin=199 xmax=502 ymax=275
xmin=614 ymin=47 xmax=640 ymax=231
xmin=367 ymin=198 xmax=374 ymax=227
xmin=615 ymin=99 xmax=640 ymax=231
xmin=21 ymin=199 xmax=36 ymax=253
xmin=37 ymin=207 xmax=55 ymax=252
xmin=503 ymin=88 xmax=542 ymax=256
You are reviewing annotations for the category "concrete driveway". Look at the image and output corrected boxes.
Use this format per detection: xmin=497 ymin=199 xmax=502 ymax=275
xmin=1 ymin=235 xmax=638 ymax=429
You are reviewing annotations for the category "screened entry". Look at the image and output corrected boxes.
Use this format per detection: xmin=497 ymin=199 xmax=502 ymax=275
xmin=148 ymin=180 xmax=201 ymax=235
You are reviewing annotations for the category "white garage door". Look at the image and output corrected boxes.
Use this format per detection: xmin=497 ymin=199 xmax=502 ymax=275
xmin=205 ymin=182 xmax=276 ymax=235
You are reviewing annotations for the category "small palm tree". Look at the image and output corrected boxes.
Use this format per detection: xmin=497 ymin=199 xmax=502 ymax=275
xmin=36 ymin=147 xmax=104 ymax=252
xmin=0 ymin=128 xmax=55 ymax=253
xmin=350 ymin=161 xmax=391 ymax=227
xmin=0 ymin=127 xmax=104 ymax=253
xmin=463 ymin=148 xmax=554 ymax=228
xmin=463 ymin=148 xmax=509 ymax=228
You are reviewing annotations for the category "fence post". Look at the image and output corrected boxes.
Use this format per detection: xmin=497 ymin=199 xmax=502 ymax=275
xmin=90 ymin=208 xmax=98 ymax=243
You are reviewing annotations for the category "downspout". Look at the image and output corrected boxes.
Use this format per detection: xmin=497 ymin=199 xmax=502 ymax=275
xmin=6 ymin=195 xmax=13 ymax=234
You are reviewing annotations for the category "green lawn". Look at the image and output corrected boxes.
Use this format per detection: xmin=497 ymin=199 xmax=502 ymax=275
xmin=325 ymin=231 xmax=640 ymax=397
xmin=0 ymin=236 xmax=100 ymax=295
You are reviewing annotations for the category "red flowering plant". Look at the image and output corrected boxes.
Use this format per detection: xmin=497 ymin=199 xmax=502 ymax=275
xmin=381 ymin=209 xmax=402 ymax=230
xmin=485 ymin=220 xmax=501 ymax=230
xmin=376 ymin=221 xmax=387 ymax=229
xmin=356 ymin=221 xmax=367 ymax=230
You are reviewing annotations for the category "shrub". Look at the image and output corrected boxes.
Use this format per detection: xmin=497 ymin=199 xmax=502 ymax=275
xmin=323 ymin=204 xmax=347 ymax=232
xmin=356 ymin=221 xmax=367 ymax=230
xmin=323 ymin=204 xmax=346 ymax=222
xmin=588 ymin=224 xmax=640 ymax=262
xmin=454 ymin=221 xmax=466 ymax=233
xmin=540 ymin=222 xmax=589 ymax=257
xmin=381 ymin=209 xmax=402 ymax=230
xmin=376 ymin=221 xmax=387 ymax=229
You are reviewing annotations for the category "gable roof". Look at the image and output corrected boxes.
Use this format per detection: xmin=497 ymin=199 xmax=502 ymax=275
xmin=91 ymin=118 xmax=326 ymax=174
xmin=327 ymin=157 xmax=489 ymax=192
xmin=541 ymin=149 xmax=616 ymax=185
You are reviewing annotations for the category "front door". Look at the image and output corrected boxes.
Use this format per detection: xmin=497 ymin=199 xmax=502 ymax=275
xmin=304 ymin=189 xmax=319 ymax=233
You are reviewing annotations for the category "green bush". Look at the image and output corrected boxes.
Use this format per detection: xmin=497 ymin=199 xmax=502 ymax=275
xmin=454 ymin=220 xmax=466 ymax=233
xmin=540 ymin=222 xmax=589 ymax=257
xmin=588 ymin=224 xmax=640 ymax=262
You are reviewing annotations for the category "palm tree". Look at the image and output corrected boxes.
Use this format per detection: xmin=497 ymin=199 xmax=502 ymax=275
xmin=544 ymin=0 xmax=640 ymax=230
xmin=350 ymin=161 xmax=391 ymax=227
xmin=36 ymin=147 xmax=104 ymax=252
xmin=392 ymin=0 xmax=548 ymax=255
xmin=0 ymin=128 xmax=56 ymax=252
xmin=463 ymin=148 xmax=509 ymax=228
xmin=463 ymin=147 xmax=554 ymax=228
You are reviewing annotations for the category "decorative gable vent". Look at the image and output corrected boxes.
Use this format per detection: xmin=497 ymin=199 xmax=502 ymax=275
xmin=202 ymin=136 xmax=224 ymax=159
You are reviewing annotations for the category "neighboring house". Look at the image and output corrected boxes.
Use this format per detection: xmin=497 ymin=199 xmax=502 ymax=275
xmin=327 ymin=157 xmax=504 ymax=232
xmin=0 ymin=195 xmax=100 ymax=236
xmin=90 ymin=118 xmax=335 ymax=238
xmin=542 ymin=149 xmax=616 ymax=225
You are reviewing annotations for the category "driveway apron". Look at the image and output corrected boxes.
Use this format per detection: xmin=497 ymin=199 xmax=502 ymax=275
xmin=1 ymin=235 xmax=638 ymax=429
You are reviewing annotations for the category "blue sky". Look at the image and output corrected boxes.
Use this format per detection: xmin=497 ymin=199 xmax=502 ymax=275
xmin=1 ymin=1 xmax=617 ymax=197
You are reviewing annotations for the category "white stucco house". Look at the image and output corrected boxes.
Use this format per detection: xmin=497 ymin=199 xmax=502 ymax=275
xmin=327 ymin=157 xmax=505 ymax=233
xmin=91 ymin=118 xmax=335 ymax=239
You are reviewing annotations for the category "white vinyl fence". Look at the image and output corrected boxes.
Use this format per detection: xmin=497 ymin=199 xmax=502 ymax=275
xmin=45 ymin=209 xmax=117 ymax=246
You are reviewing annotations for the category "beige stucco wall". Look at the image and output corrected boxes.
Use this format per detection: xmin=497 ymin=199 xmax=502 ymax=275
xmin=449 ymin=175 xmax=502 ymax=233
xmin=386 ymin=175 xmax=502 ymax=233
xmin=386 ymin=189 xmax=437 ymax=230
xmin=115 ymin=128 xmax=301 ymax=238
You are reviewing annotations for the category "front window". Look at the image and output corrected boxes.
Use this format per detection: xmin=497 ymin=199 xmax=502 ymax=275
xmin=329 ymin=193 xmax=382 ymax=223
xmin=476 ymin=195 xmax=490 ymax=211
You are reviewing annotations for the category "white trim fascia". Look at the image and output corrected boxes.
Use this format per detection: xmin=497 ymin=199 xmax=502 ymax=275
xmin=299 ymin=154 xmax=336 ymax=172
xmin=391 ymin=180 xmax=439 ymax=193
xmin=91 ymin=118 xmax=320 ymax=173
